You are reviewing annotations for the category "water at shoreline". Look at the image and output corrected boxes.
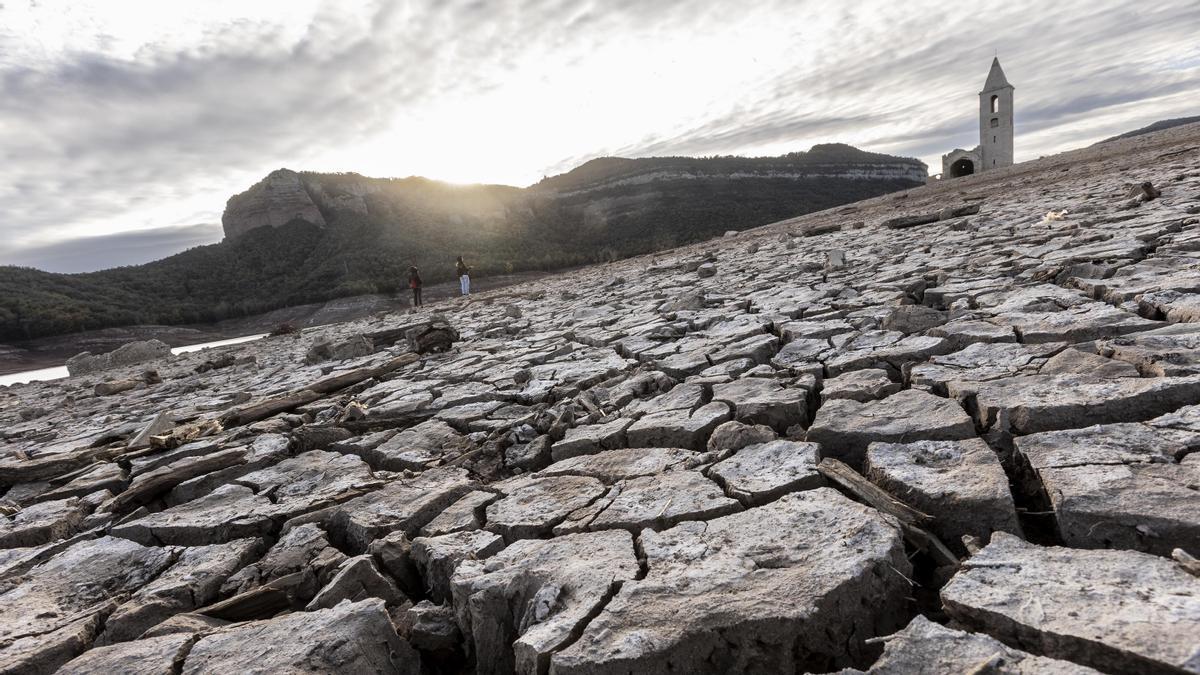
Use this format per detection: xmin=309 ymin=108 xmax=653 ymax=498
xmin=0 ymin=333 xmax=268 ymax=387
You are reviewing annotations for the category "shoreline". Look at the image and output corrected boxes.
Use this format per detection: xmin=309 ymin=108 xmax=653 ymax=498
xmin=0 ymin=269 xmax=558 ymax=376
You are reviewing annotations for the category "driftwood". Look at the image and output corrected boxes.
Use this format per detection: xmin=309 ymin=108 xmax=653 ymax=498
xmin=118 ymin=437 xmax=222 ymax=464
xmin=817 ymin=458 xmax=931 ymax=526
xmin=199 ymin=570 xmax=312 ymax=621
xmin=817 ymin=457 xmax=958 ymax=568
xmin=363 ymin=326 xmax=416 ymax=348
xmin=340 ymin=410 xmax=437 ymax=434
xmin=101 ymin=448 xmax=247 ymax=515
xmin=963 ymin=652 xmax=1006 ymax=675
xmin=1157 ymin=146 xmax=1199 ymax=160
xmin=882 ymin=213 xmax=940 ymax=230
xmin=219 ymin=353 xmax=421 ymax=428
xmin=1173 ymin=548 xmax=1200 ymax=578
xmin=0 ymin=444 xmax=123 ymax=486
xmin=219 ymin=389 xmax=323 ymax=428
xmin=900 ymin=522 xmax=960 ymax=569
xmin=307 ymin=353 xmax=419 ymax=394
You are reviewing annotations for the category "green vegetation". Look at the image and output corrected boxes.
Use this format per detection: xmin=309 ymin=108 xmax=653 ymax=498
xmin=0 ymin=148 xmax=924 ymax=341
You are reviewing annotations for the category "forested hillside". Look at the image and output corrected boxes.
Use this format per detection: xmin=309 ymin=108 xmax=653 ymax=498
xmin=0 ymin=145 xmax=926 ymax=340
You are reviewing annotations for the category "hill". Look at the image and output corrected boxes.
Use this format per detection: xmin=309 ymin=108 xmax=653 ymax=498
xmin=0 ymin=145 xmax=926 ymax=340
xmin=1098 ymin=116 xmax=1200 ymax=143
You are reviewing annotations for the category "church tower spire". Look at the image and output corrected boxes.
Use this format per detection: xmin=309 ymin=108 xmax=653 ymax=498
xmin=979 ymin=57 xmax=1014 ymax=171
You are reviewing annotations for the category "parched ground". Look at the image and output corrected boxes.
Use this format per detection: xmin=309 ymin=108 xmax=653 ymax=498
xmin=1 ymin=123 xmax=1199 ymax=674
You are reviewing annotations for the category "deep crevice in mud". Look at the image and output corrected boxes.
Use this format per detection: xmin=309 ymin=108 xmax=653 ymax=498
xmin=317 ymin=520 xmax=363 ymax=562
xmin=981 ymin=434 xmax=1062 ymax=547
xmin=539 ymin=578 xmax=628 ymax=675
xmin=171 ymin=635 xmax=199 ymax=675
xmin=806 ymin=375 xmax=825 ymax=428
xmin=906 ymin=549 xmax=952 ymax=624
xmin=952 ymin=378 xmax=1061 ymax=547
xmin=632 ymin=533 xmax=650 ymax=580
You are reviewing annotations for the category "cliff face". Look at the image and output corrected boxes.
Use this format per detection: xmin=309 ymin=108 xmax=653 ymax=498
xmin=536 ymin=162 xmax=928 ymax=198
xmin=536 ymin=156 xmax=927 ymax=198
xmin=221 ymin=146 xmax=927 ymax=242
xmin=222 ymin=169 xmax=327 ymax=240
xmin=531 ymin=144 xmax=929 ymax=196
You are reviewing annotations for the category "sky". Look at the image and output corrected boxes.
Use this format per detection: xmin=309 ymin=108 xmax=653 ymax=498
xmin=1 ymin=1 xmax=1198 ymax=273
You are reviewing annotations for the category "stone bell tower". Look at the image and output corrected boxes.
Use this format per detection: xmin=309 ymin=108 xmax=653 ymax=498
xmin=979 ymin=57 xmax=1014 ymax=171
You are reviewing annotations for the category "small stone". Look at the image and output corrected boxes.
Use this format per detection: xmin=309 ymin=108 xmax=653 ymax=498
xmin=554 ymin=470 xmax=741 ymax=534
xmin=420 ymin=490 xmax=499 ymax=537
xmin=1125 ymin=181 xmax=1161 ymax=203
xmin=549 ymin=418 xmax=632 ymax=462
xmin=538 ymin=447 xmax=705 ymax=483
xmin=626 ymin=401 xmax=732 ymax=451
xmin=66 ymin=339 xmax=171 ymax=377
xmin=305 ymin=335 xmax=374 ymax=364
xmin=705 ymin=420 xmax=776 ymax=452
xmin=485 ymin=475 xmax=607 ymax=542
xmin=406 ymin=320 xmax=460 ymax=354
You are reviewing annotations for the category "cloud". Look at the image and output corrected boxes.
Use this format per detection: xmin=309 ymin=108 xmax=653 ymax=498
xmin=0 ymin=1 xmax=435 ymax=252
xmin=2 ymin=223 xmax=223 ymax=273
xmin=0 ymin=0 xmax=1197 ymax=271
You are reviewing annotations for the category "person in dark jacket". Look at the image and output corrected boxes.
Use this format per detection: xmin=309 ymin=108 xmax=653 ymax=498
xmin=456 ymin=256 xmax=471 ymax=296
xmin=408 ymin=266 xmax=423 ymax=308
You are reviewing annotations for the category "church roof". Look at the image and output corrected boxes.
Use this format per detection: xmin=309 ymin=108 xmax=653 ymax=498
xmin=982 ymin=57 xmax=1012 ymax=91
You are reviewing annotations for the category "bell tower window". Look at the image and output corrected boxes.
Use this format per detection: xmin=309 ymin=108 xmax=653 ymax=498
xmin=991 ymin=95 xmax=999 ymax=114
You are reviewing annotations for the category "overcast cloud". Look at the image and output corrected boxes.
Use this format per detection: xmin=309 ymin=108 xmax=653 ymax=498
xmin=1 ymin=0 xmax=1197 ymax=272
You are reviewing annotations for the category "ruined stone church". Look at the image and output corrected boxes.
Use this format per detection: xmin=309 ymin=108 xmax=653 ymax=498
xmin=941 ymin=58 xmax=1014 ymax=178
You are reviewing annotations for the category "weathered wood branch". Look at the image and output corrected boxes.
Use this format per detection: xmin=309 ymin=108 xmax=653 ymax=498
xmin=817 ymin=457 xmax=958 ymax=568
xmin=219 ymin=353 xmax=421 ymax=428
xmin=817 ymin=457 xmax=931 ymax=526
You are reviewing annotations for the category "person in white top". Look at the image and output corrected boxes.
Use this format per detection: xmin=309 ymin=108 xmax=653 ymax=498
xmin=455 ymin=256 xmax=471 ymax=296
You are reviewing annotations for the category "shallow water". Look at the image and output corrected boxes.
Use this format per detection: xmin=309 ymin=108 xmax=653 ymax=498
xmin=0 ymin=333 xmax=268 ymax=387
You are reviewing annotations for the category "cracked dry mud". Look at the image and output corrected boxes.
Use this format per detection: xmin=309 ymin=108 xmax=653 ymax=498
xmin=2 ymin=124 xmax=1200 ymax=674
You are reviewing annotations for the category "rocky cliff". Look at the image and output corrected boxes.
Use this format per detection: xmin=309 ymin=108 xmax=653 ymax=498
xmin=1 ymin=122 xmax=1198 ymax=673
xmin=532 ymin=144 xmax=929 ymax=197
xmin=220 ymin=145 xmax=927 ymax=241
xmin=221 ymin=168 xmax=327 ymax=239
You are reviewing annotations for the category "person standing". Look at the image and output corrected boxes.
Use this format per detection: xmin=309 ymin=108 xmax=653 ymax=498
xmin=408 ymin=266 xmax=423 ymax=308
xmin=456 ymin=256 xmax=471 ymax=296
